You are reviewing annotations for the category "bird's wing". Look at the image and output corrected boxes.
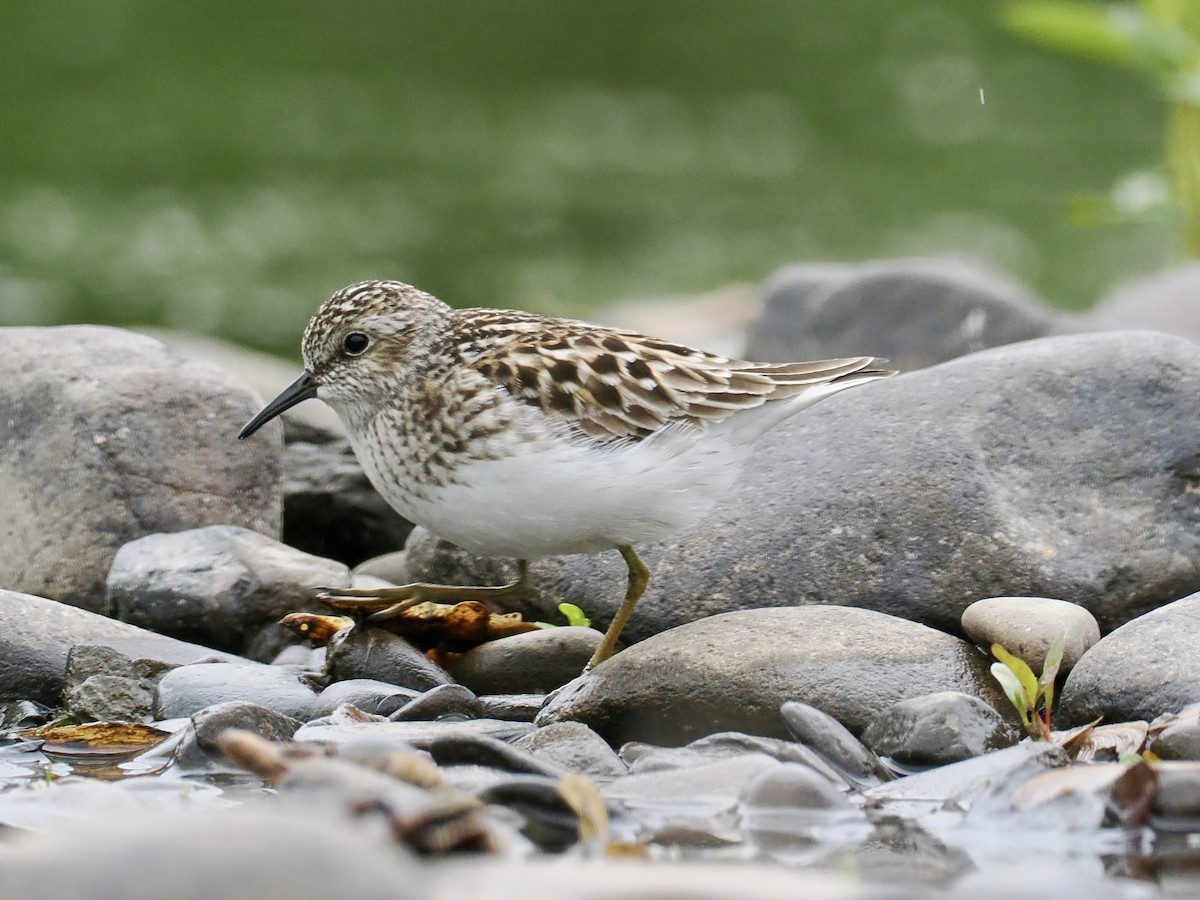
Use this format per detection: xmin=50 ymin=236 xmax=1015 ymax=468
xmin=456 ymin=308 xmax=890 ymax=441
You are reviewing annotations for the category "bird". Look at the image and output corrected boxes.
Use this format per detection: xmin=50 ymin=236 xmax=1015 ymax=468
xmin=239 ymin=280 xmax=895 ymax=671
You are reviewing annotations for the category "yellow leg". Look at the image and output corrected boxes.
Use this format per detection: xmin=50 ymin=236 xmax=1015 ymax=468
xmin=585 ymin=546 xmax=650 ymax=671
xmin=316 ymin=560 xmax=530 ymax=624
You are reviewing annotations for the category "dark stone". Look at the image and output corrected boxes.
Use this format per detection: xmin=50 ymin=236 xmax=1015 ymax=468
xmin=0 ymin=326 xmax=281 ymax=613
xmin=1060 ymin=593 xmax=1200 ymax=726
xmin=106 ymin=525 xmax=350 ymax=661
xmin=478 ymin=694 xmax=547 ymax=723
xmin=780 ymin=700 xmax=893 ymax=785
xmin=389 ymin=684 xmax=482 ymax=721
xmin=62 ymin=644 xmax=176 ymax=722
xmin=429 ymin=732 xmax=566 ymax=776
xmin=513 ymin=721 xmax=626 ymax=777
xmin=1151 ymin=723 xmax=1200 ymax=761
xmin=745 ymin=258 xmax=1059 ymax=371
xmin=861 ymin=691 xmax=1019 ymax=765
xmin=192 ymin=700 xmax=302 ymax=752
xmin=450 ymin=627 xmax=604 ymax=695
xmin=155 ymin=662 xmax=318 ymax=721
xmin=282 ymin=440 xmax=413 ymax=568
xmin=326 ymin=627 xmax=452 ymax=692
xmin=538 ymin=606 xmax=1003 ymax=747
xmin=0 ymin=589 xmax=239 ymax=706
xmin=312 ymin=679 xmax=420 ymax=717
xmin=403 ymin=332 xmax=1200 ymax=641
xmin=476 ymin=776 xmax=582 ymax=851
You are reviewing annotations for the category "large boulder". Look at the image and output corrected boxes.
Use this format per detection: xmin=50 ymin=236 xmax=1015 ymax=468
xmin=1085 ymin=262 xmax=1200 ymax=343
xmin=537 ymin=606 xmax=1006 ymax=746
xmin=744 ymin=258 xmax=1062 ymax=370
xmin=0 ymin=326 xmax=281 ymax=613
xmin=402 ymin=331 xmax=1200 ymax=641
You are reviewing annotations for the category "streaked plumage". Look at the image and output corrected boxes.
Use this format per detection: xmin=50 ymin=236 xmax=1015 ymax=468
xmin=240 ymin=279 xmax=896 ymax=669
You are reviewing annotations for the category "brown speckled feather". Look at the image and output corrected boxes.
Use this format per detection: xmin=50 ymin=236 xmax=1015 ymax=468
xmin=455 ymin=308 xmax=890 ymax=441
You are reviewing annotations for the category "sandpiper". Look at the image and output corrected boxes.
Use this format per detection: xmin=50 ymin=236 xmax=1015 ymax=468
xmin=240 ymin=280 xmax=895 ymax=670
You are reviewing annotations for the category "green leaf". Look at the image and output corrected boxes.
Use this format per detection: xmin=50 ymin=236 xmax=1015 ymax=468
xmin=1039 ymin=635 xmax=1067 ymax=716
xmin=991 ymin=662 xmax=1032 ymax=727
xmin=991 ymin=643 xmax=1041 ymax=713
xmin=1001 ymin=2 xmax=1141 ymax=67
xmin=558 ymin=602 xmax=591 ymax=628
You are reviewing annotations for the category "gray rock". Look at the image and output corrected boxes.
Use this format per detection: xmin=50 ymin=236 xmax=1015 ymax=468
xmin=311 ymin=679 xmax=420 ymax=717
xmin=61 ymin=645 xmax=175 ymax=722
xmin=294 ymin=718 xmax=535 ymax=751
xmin=173 ymin=700 xmax=304 ymax=768
xmin=325 ymin=627 xmax=452 ymax=692
xmin=0 ymin=806 xmax=418 ymax=900
xmin=0 ymin=589 xmax=239 ymax=706
xmin=1150 ymin=723 xmax=1200 ymax=761
xmin=738 ymin=762 xmax=852 ymax=811
xmin=404 ymin=331 xmax=1200 ymax=641
xmin=282 ymin=439 xmax=413 ymax=567
xmin=862 ymin=691 xmax=1018 ymax=766
xmin=429 ymin=732 xmax=566 ymax=776
xmin=745 ymin=258 xmax=1059 ymax=371
xmin=622 ymin=733 xmax=845 ymax=786
xmin=961 ymin=596 xmax=1099 ymax=674
xmin=389 ymin=684 xmax=482 ymax=721
xmin=450 ymin=627 xmax=604 ymax=695
xmin=1085 ymin=261 xmax=1200 ymax=341
xmin=155 ymin=662 xmax=318 ymax=721
xmin=106 ymin=525 xmax=350 ymax=661
xmin=780 ymin=700 xmax=892 ymax=786
xmin=478 ymin=694 xmax=547 ymax=723
xmin=1060 ymin=592 xmax=1200 ymax=726
xmin=354 ymin=550 xmax=409 ymax=583
xmin=537 ymin=606 xmax=1004 ymax=746
xmin=0 ymin=326 xmax=281 ymax=613
xmin=513 ymin=721 xmax=627 ymax=777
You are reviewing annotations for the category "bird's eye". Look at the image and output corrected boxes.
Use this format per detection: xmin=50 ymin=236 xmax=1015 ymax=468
xmin=343 ymin=332 xmax=370 ymax=356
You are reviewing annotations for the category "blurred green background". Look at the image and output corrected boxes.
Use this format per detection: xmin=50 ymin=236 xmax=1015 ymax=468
xmin=0 ymin=0 xmax=1172 ymax=355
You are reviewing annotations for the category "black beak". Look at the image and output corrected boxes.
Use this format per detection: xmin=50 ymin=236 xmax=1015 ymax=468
xmin=238 ymin=371 xmax=319 ymax=439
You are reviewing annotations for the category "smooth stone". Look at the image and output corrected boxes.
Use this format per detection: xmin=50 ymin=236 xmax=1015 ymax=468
xmin=862 ymin=691 xmax=1018 ymax=766
xmin=475 ymin=776 xmax=593 ymax=852
xmin=1085 ymin=261 xmax=1200 ymax=341
xmin=0 ymin=589 xmax=240 ymax=705
xmin=192 ymin=701 xmax=302 ymax=751
xmin=282 ymin=439 xmax=413 ymax=568
xmin=744 ymin=257 xmax=1059 ymax=371
xmin=450 ymin=627 xmax=604 ymax=695
xmin=106 ymin=525 xmax=350 ymax=661
xmin=389 ymin=684 xmax=482 ymax=721
xmin=513 ymin=721 xmax=627 ymax=777
xmin=271 ymin=644 xmax=324 ymax=667
xmin=404 ymin=331 xmax=1200 ymax=643
xmin=478 ymin=694 xmax=547 ymax=723
xmin=1152 ymin=762 xmax=1200 ymax=818
xmin=294 ymin=718 xmax=535 ymax=751
xmin=780 ymin=700 xmax=892 ymax=785
xmin=155 ymin=662 xmax=318 ymax=721
xmin=1060 ymin=592 xmax=1200 ymax=726
xmin=429 ymin=733 xmax=566 ymax=777
xmin=353 ymin=550 xmax=409 ymax=583
xmin=325 ymin=627 xmax=452 ymax=692
xmin=739 ymin=762 xmax=853 ymax=811
xmin=311 ymin=679 xmax=420 ymax=718
xmin=1151 ymin=723 xmax=1200 ymax=761
xmin=622 ymin=732 xmax=845 ymax=786
xmin=960 ymin=596 xmax=1099 ymax=674
xmin=0 ymin=325 xmax=281 ymax=613
xmin=0 ymin=807 xmax=419 ymax=900
xmin=538 ymin=606 xmax=1004 ymax=746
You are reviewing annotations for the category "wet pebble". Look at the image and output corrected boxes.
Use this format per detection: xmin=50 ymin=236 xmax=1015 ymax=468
xmin=326 ymin=626 xmax=452 ymax=692
xmin=429 ymin=733 xmax=565 ymax=777
xmin=781 ymin=700 xmax=892 ymax=786
xmin=476 ymin=776 xmax=584 ymax=851
xmin=1151 ymin=722 xmax=1200 ymax=761
xmin=312 ymin=679 xmax=420 ymax=717
xmin=294 ymin=718 xmax=535 ymax=751
xmin=862 ymin=691 xmax=1018 ymax=766
xmin=622 ymin=732 xmax=845 ymax=787
xmin=155 ymin=662 xmax=318 ymax=721
xmin=513 ymin=721 xmax=627 ymax=777
xmin=478 ymin=694 xmax=546 ymax=723
xmin=389 ymin=684 xmax=483 ymax=721
xmin=960 ymin=596 xmax=1099 ymax=674
xmin=451 ymin=627 xmax=605 ymax=694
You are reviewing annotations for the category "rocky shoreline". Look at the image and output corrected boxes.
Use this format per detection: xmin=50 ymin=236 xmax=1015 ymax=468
xmin=2 ymin=257 xmax=1200 ymax=898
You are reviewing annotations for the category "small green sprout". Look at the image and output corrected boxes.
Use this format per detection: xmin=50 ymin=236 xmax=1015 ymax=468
xmin=990 ymin=635 xmax=1066 ymax=741
xmin=534 ymin=602 xmax=593 ymax=629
